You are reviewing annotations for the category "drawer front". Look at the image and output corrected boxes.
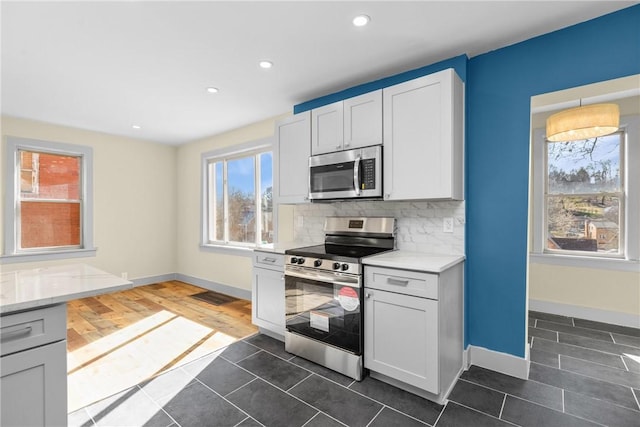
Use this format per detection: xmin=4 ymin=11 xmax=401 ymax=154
xmin=365 ymin=266 xmax=438 ymax=299
xmin=253 ymin=251 xmax=284 ymax=270
xmin=1 ymin=304 xmax=67 ymax=357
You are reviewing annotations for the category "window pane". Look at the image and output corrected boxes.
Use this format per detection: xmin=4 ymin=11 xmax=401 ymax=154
xmin=547 ymin=134 xmax=621 ymax=194
xmin=260 ymin=152 xmax=273 ymax=244
xmin=20 ymin=151 xmax=81 ymax=200
xmin=213 ymin=161 xmax=224 ymax=241
xmin=20 ymin=201 xmax=81 ymax=248
xmin=546 ymin=195 xmax=620 ymax=254
xmin=227 ymin=156 xmax=255 ymax=243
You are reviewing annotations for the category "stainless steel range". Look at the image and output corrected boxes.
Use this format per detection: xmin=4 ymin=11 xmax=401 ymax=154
xmin=284 ymin=217 xmax=395 ymax=380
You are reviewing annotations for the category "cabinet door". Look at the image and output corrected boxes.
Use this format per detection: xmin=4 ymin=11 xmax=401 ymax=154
xmin=344 ymin=90 xmax=382 ymax=149
xmin=383 ymin=68 xmax=463 ymax=201
xmin=252 ymin=267 xmax=285 ymax=336
xmin=274 ymin=111 xmax=311 ymax=204
xmin=311 ymin=101 xmax=344 ymax=155
xmin=364 ymin=289 xmax=439 ymax=394
xmin=1 ymin=340 xmax=67 ymax=427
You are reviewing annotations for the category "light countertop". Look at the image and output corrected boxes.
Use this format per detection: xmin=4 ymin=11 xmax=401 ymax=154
xmin=363 ymin=250 xmax=465 ymax=273
xmin=255 ymin=241 xmax=320 ymax=255
xmin=0 ymin=263 xmax=133 ymax=314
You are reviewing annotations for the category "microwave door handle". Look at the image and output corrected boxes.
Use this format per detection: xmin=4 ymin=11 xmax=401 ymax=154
xmin=353 ymin=155 xmax=361 ymax=196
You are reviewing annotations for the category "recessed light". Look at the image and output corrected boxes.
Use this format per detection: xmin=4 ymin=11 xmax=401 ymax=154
xmin=259 ymin=60 xmax=273 ymax=69
xmin=352 ymin=14 xmax=370 ymax=27
xmin=207 ymin=87 xmax=219 ymax=93
xmin=132 ymin=125 xmax=141 ymax=130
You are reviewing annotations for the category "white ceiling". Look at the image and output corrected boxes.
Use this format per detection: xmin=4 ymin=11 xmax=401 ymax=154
xmin=2 ymin=1 xmax=637 ymax=145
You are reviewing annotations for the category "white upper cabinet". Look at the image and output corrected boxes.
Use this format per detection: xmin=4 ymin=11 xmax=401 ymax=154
xmin=311 ymin=101 xmax=343 ymax=155
xmin=344 ymin=90 xmax=383 ymax=149
xmin=311 ymin=90 xmax=382 ymax=155
xmin=273 ymin=111 xmax=311 ymax=204
xmin=383 ymin=69 xmax=464 ymax=201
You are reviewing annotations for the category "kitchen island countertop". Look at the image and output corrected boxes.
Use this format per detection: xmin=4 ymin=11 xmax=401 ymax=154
xmin=0 ymin=263 xmax=133 ymax=314
xmin=363 ymin=250 xmax=465 ymax=273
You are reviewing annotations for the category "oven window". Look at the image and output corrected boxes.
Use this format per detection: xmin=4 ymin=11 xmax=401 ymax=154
xmin=285 ymin=275 xmax=362 ymax=354
xmin=310 ymin=162 xmax=355 ymax=193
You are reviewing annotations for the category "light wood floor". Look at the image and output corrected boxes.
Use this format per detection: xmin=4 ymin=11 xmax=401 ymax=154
xmin=66 ymin=280 xmax=258 ymax=412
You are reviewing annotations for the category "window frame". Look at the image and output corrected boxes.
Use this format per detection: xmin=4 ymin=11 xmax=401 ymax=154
xmin=200 ymin=137 xmax=273 ymax=254
xmin=2 ymin=136 xmax=96 ymax=264
xmin=530 ymin=115 xmax=639 ymax=272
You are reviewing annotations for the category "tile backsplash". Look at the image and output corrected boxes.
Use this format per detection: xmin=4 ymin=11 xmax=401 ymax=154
xmin=293 ymin=200 xmax=465 ymax=255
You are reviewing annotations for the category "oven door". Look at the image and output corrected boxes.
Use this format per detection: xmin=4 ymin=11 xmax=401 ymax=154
xmin=308 ymin=146 xmax=382 ymax=200
xmin=285 ymin=266 xmax=363 ymax=355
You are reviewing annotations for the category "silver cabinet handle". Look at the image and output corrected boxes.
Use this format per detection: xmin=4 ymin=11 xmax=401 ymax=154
xmin=1 ymin=325 xmax=33 ymax=341
xmin=387 ymin=278 xmax=409 ymax=286
xmin=365 ymin=293 xmax=372 ymax=298
xmin=336 ymin=145 xmax=342 ymax=150
xmin=262 ymin=257 xmax=277 ymax=263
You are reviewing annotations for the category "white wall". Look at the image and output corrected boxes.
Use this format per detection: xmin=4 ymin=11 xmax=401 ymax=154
xmin=175 ymin=113 xmax=289 ymax=293
xmin=0 ymin=116 xmax=177 ymax=280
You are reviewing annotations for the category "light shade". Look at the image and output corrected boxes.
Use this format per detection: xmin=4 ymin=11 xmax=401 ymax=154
xmin=546 ymin=103 xmax=619 ymax=142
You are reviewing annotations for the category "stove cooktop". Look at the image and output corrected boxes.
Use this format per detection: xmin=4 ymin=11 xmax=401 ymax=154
xmin=285 ymin=244 xmax=391 ymax=263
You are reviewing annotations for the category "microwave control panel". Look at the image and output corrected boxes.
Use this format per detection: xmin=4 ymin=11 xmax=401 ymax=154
xmin=361 ymin=158 xmax=376 ymax=189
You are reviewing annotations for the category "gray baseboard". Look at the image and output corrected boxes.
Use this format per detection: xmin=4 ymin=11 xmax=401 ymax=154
xmin=175 ymin=273 xmax=252 ymax=301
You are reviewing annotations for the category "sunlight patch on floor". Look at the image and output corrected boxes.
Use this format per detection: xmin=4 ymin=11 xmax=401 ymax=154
xmin=67 ymin=311 xmax=237 ymax=413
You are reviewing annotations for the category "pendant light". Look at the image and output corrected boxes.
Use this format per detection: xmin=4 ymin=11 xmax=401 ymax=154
xmin=546 ymin=102 xmax=619 ymax=142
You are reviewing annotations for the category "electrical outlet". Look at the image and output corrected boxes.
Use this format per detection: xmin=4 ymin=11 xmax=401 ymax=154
xmin=121 ymin=272 xmax=128 ymax=280
xmin=443 ymin=217 xmax=454 ymax=233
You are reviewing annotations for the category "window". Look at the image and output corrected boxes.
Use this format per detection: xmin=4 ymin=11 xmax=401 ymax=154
xmin=202 ymin=139 xmax=273 ymax=249
xmin=531 ymin=114 xmax=639 ymax=267
xmin=3 ymin=137 xmax=95 ymax=263
xmin=545 ymin=131 xmax=624 ymax=256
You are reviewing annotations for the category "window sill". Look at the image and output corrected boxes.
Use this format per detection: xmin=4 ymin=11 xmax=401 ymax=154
xmin=0 ymin=248 xmax=98 ymax=265
xmin=529 ymin=253 xmax=639 ymax=272
xmin=199 ymin=244 xmax=255 ymax=257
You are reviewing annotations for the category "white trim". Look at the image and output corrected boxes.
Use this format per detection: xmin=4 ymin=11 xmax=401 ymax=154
xmin=175 ymin=273 xmax=252 ymax=300
xmin=529 ymin=299 xmax=640 ymax=329
xmin=465 ymin=344 xmax=530 ymax=380
xmin=0 ymin=248 xmax=97 ymax=264
xmin=529 ymin=253 xmax=639 ymax=272
xmin=3 ymin=136 xmax=94 ymax=262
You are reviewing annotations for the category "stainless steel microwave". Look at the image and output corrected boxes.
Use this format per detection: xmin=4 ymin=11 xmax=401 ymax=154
xmin=308 ymin=145 xmax=382 ymax=201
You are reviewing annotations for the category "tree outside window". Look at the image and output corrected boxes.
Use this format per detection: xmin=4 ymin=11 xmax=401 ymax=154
xmin=545 ymin=132 xmax=624 ymax=256
xmin=205 ymin=147 xmax=272 ymax=247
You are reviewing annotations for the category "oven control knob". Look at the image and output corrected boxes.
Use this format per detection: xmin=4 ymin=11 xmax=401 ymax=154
xmin=290 ymin=257 xmax=298 ymax=264
xmin=333 ymin=262 xmax=341 ymax=270
xmin=314 ymin=259 xmax=322 ymax=267
xmin=297 ymin=257 xmax=306 ymax=265
xmin=341 ymin=263 xmax=349 ymax=271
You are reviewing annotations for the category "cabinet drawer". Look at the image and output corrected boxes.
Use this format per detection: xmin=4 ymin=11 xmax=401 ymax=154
xmin=253 ymin=251 xmax=284 ymax=270
xmin=365 ymin=266 xmax=438 ymax=299
xmin=0 ymin=304 xmax=67 ymax=357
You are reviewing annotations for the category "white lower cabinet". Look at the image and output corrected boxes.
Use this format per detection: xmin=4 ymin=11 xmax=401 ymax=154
xmin=252 ymin=250 xmax=285 ymax=340
xmin=364 ymin=263 xmax=463 ymax=404
xmin=364 ymin=289 xmax=439 ymax=393
xmin=0 ymin=304 xmax=68 ymax=427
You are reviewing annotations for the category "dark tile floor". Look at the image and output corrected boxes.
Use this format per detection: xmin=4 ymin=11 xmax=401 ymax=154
xmin=69 ymin=312 xmax=640 ymax=426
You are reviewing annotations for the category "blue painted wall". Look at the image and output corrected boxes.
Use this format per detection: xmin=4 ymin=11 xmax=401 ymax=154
xmin=294 ymin=5 xmax=640 ymax=359
xmin=466 ymin=5 xmax=639 ymax=357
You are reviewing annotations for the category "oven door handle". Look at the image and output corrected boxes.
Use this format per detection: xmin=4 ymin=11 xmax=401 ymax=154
xmin=285 ymin=268 xmax=361 ymax=288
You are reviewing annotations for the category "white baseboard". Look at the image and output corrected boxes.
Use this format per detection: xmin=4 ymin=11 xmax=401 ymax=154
xmin=175 ymin=273 xmax=252 ymax=301
xmin=465 ymin=344 xmax=530 ymax=380
xmin=131 ymin=273 xmax=177 ymax=287
xmin=529 ymin=299 xmax=640 ymax=329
